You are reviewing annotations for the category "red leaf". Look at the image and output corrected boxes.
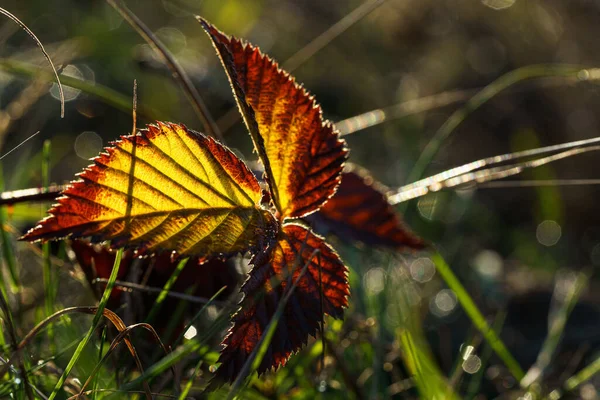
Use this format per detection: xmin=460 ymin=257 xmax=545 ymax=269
xmin=199 ymin=18 xmax=348 ymax=219
xmin=309 ymin=165 xmax=426 ymax=250
xmin=215 ymin=223 xmax=349 ymax=382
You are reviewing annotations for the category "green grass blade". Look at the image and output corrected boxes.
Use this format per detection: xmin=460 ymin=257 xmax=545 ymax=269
xmin=0 ymin=58 xmax=164 ymax=121
xmin=522 ymin=270 xmax=589 ymax=388
xmin=405 ymin=64 xmax=586 ymax=187
xmin=431 ymin=251 xmax=525 ymax=382
xmin=172 ymin=286 xmax=227 ymax=348
xmin=41 ymin=140 xmax=55 ymax=349
xmin=48 ymin=248 xmax=124 ymax=400
xmin=398 ymin=329 xmax=458 ymax=399
xmin=145 ymin=257 xmax=188 ymax=324
xmin=178 ymin=358 xmax=203 ymax=400
xmin=0 ymin=164 xmax=19 ymax=293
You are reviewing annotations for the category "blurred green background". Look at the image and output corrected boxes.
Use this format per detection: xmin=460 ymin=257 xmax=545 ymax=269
xmin=2 ymin=0 xmax=600 ymax=398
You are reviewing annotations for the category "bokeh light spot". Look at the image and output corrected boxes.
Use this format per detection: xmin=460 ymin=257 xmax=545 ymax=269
xmin=482 ymin=0 xmax=516 ymax=10
xmin=462 ymin=354 xmax=482 ymax=374
xmin=364 ymin=267 xmax=386 ymax=295
xmin=430 ymin=289 xmax=457 ymax=317
xmin=536 ymin=220 xmax=562 ymax=247
xmin=410 ymin=257 xmax=435 ymax=283
xmin=74 ymin=131 xmax=103 ymax=160
xmin=472 ymin=250 xmax=503 ymax=279
xmin=51 ymin=64 xmax=84 ymax=102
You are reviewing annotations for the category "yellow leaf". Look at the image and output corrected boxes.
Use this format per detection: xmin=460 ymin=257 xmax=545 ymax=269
xmin=22 ymin=122 xmax=277 ymax=257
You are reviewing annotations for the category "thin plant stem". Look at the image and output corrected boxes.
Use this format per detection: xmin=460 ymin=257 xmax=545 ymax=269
xmin=106 ymin=0 xmax=223 ymax=141
xmin=42 ymin=139 xmax=55 ymax=350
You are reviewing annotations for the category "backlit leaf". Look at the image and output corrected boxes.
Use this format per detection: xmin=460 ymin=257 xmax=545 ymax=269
xmin=22 ymin=122 xmax=277 ymax=257
xmin=199 ymin=19 xmax=348 ymax=219
xmin=309 ymin=165 xmax=426 ymax=250
xmin=215 ymin=223 xmax=349 ymax=381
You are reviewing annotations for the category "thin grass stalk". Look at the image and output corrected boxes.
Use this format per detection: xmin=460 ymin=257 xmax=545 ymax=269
xmin=430 ymin=251 xmax=525 ymax=382
xmin=47 ymin=248 xmax=124 ymax=400
xmin=0 ymin=164 xmax=19 ymax=292
xmin=521 ymin=270 xmax=589 ymax=388
xmin=178 ymin=358 xmax=203 ymax=400
xmin=145 ymin=257 xmax=189 ymax=324
xmin=405 ymin=64 xmax=588 ymax=189
xmin=0 ymin=7 xmax=64 ymax=117
xmin=41 ymin=140 xmax=54 ymax=348
xmin=92 ymin=326 xmax=107 ymax=400
xmin=106 ymin=0 xmax=223 ymax=141
xmin=172 ymin=286 xmax=227 ymax=348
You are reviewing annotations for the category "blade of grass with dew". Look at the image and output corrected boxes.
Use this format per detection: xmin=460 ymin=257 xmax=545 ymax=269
xmin=144 ymin=257 xmax=188 ymax=324
xmin=431 ymin=251 xmax=525 ymax=382
xmin=405 ymin=64 xmax=588 ymax=187
xmin=0 ymin=58 xmax=163 ymax=121
xmin=121 ymin=308 xmax=231 ymax=392
xmin=120 ymin=338 xmax=214 ymax=391
xmin=178 ymin=357 xmax=204 ymax=400
xmin=522 ymin=270 xmax=589 ymax=389
xmin=47 ymin=248 xmax=124 ymax=400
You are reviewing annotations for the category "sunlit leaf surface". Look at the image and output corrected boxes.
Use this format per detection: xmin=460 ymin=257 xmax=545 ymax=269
xmin=22 ymin=122 xmax=276 ymax=257
xmin=216 ymin=223 xmax=349 ymax=381
xmin=199 ymin=19 xmax=348 ymax=219
xmin=309 ymin=165 xmax=426 ymax=250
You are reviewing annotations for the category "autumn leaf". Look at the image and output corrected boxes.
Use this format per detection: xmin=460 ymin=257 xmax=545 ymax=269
xmin=309 ymin=164 xmax=426 ymax=250
xmin=199 ymin=18 xmax=348 ymax=219
xmin=22 ymin=122 xmax=277 ymax=258
xmin=216 ymin=223 xmax=348 ymax=381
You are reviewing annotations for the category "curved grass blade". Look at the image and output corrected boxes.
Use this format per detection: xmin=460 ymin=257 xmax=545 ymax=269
xmin=0 ymin=58 xmax=163 ymax=121
xmin=405 ymin=64 xmax=587 ymax=186
xmin=0 ymin=7 xmax=64 ymax=117
xmin=47 ymin=248 xmax=124 ymax=400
